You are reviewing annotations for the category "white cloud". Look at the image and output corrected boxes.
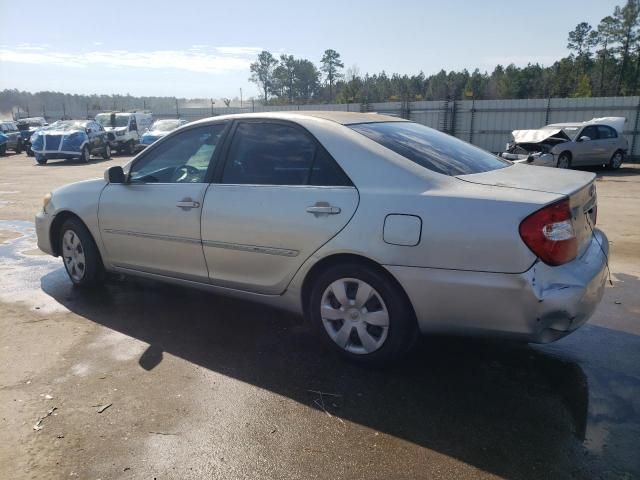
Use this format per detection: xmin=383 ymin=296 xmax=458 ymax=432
xmin=216 ymin=46 xmax=263 ymax=56
xmin=0 ymin=45 xmax=259 ymax=74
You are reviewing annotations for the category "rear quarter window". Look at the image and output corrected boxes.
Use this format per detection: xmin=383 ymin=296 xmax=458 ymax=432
xmin=349 ymin=122 xmax=510 ymax=176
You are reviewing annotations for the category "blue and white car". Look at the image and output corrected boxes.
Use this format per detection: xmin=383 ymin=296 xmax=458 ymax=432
xmin=31 ymin=120 xmax=111 ymax=165
xmin=137 ymin=118 xmax=188 ymax=151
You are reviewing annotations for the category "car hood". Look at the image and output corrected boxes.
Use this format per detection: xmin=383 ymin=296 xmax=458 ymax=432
xmin=457 ymin=163 xmax=595 ymax=196
xmin=512 ymin=128 xmax=571 ymax=144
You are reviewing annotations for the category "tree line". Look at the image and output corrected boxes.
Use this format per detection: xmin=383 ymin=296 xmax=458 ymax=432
xmin=251 ymin=0 xmax=640 ymax=104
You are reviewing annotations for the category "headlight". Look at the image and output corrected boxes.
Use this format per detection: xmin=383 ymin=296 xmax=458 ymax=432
xmin=42 ymin=192 xmax=52 ymax=212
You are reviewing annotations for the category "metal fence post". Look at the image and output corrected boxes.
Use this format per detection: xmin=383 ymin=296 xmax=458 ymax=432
xmin=469 ymin=98 xmax=476 ymax=144
xmin=450 ymin=100 xmax=457 ymax=137
xmin=545 ymin=97 xmax=551 ymax=125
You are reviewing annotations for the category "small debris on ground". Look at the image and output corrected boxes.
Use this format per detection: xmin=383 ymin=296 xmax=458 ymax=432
xmin=96 ymin=403 xmax=112 ymax=414
xmin=614 ymin=300 xmax=622 ymax=304
xmin=33 ymin=406 xmax=57 ymax=431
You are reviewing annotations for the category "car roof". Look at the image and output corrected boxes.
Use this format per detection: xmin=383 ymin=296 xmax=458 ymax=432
xmin=196 ymin=111 xmax=407 ymax=126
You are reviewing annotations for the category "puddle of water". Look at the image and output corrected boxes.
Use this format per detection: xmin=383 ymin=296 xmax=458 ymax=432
xmin=0 ymin=220 xmax=70 ymax=314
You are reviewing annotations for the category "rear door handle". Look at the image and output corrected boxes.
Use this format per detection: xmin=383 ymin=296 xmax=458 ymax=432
xmin=176 ymin=199 xmax=200 ymax=209
xmin=306 ymin=202 xmax=341 ymax=215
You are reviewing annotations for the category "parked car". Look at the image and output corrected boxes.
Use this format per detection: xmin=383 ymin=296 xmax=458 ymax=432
xmin=16 ymin=117 xmax=48 ymax=156
xmin=35 ymin=112 xmax=608 ymax=365
xmin=30 ymin=120 xmax=111 ymax=164
xmin=95 ymin=111 xmax=153 ymax=155
xmin=501 ymin=117 xmax=628 ymax=169
xmin=0 ymin=121 xmax=23 ymax=154
xmin=136 ymin=118 xmax=188 ymax=151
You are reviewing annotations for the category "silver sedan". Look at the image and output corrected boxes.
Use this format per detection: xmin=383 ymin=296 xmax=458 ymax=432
xmin=36 ymin=112 xmax=609 ymax=365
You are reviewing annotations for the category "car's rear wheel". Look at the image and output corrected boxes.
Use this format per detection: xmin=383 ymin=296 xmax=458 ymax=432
xmin=35 ymin=154 xmax=47 ymax=165
xmin=309 ymin=263 xmax=417 ymax=366
xmin=60 ymin=218 xmax=103 ymax=287
xmin=102 ymin=143 xmax=111 ymax=160
xmin=124 ymin=140 xmax=134 ymax=155
xmin=80 ymin=145 xmax=90 ymax=163
xmin=557 ymin=152 xmax=571 ymax=169
xmin=609 ymin=150 xmax=624 ymax=170
xmin=15 ymin=141 xmax=22 ymax=154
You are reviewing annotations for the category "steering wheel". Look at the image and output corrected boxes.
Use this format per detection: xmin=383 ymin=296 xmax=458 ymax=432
xmin=170 ymin=164 xmax=200 ymax=183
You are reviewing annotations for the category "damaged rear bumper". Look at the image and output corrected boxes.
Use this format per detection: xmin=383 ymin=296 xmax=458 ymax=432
xmin=385 ymin=229 xmax=609 ymax=343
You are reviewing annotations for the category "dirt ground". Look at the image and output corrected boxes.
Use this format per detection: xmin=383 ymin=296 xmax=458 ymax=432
xmin=0 ymin=152 xmax=639 ymax=480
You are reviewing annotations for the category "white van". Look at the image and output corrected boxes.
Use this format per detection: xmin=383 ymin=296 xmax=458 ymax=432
xmin=95 ymin=111 xmax=153 ymax=154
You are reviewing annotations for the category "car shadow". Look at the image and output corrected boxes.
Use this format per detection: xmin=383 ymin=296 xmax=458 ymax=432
xmin=574 ymin=164 xmax=640 ymax=178
xmin=35 ymin=157 xmax=116 ymax=167
xmin=38 ymin=269 xmax=609 ymax=479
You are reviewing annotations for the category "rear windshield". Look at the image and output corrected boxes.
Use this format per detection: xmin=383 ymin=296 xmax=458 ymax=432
xmin=350 ymin=121 xmax=510 ymax=176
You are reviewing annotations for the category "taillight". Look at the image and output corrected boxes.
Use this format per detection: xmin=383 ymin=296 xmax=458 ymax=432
xmin=519 ymin=198 xmax=577 ymax=266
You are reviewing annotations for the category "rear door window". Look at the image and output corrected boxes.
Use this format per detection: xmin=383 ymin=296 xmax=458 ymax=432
xmin=222 ymin=121 xmax=352 ymax=186
xmin=350 ymin=121 xmax=510 ymax=176
xmin=597 ymin=126 xmax=617 ymax=139
xmin=581 ymin=126 xmax=599 ymax=140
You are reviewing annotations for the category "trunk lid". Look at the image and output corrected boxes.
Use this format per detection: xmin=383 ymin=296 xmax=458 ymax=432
xmin=458 ymin=163 xmax=598 ymax=256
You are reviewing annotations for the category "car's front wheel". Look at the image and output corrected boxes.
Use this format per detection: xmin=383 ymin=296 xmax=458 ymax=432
xmin=60 ymin=218 xmax=103 ymax=287
xmin=15 ymin=141 xmax=22 ymax=154
xmin=102 ymin=143 xmax=111 ymax=160
xmin=35 ymin=154 xmax=47 ymax=165
xmin=609 ymin=151 xmax=624 ymax=170
xmin=309 ymin=263 xmax=417 ymax=366
xmin=557 ymin=152 xmax=571 ymax=169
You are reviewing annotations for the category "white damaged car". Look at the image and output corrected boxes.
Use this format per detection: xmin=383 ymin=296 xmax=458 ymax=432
xmin=501 ymin=117 xmax=628 ymax=169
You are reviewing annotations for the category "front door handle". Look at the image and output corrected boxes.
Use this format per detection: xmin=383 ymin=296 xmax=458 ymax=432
xmin=176 ymin=198 xmax=200 ymax=210
xmin=306 ymin=202 xmax=341 ymax=215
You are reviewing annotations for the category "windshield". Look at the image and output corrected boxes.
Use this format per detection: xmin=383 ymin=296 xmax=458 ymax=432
xmin=151 ymin=119 xmax=183 ymax=132
xmin=48 ymin=120 xmax=87 ymax=131
xmin=350 ymin=121 xmax=510 ymax=176
xmin=96 ymin=113 xmax=129 ymax=128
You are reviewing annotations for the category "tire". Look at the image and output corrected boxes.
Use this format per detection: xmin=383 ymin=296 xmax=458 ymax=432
xmin=35 ymin=154 xmax=47 ymax=165
xmin=0 ymin=144 xmax=6 ymax=155
xmin=124 ymin=140 xmax=134 ymax=155
xmin=80 ymin=145 xmax=90 ymax=163
xmin=308 ymin=263 xmax=417 ymax=366
xmin=59 ymin=218 xmax=104 ymax=287
xmin=27 ymin=147 xmax=34 ymax=157
xmin=557 ymin=152 xmax=571 ymax=169
xmin=102 ymin=143 xmax=111 ymax=160
xmin=609 ymin=150 xmax=624 ymax=170
xmin=15 ymin=141 xmax=22 ymax=154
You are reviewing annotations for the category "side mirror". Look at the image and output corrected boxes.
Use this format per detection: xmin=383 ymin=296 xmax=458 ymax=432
xmin=578 ymin=136 xmax=591 ymax=142
xmin=105 ymin=166 xmax=125 ymax=184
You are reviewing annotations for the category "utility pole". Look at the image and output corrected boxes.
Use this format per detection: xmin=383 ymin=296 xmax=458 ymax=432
xmin=240 ymin=88 xmax=243 ymax=108
xmin=210 ymin=98 xmax=215 ymax=116
xmin=175 ymin=98 xmax=179 ymax=118
xmin=62 ymin=103 xmax=66 ymax=119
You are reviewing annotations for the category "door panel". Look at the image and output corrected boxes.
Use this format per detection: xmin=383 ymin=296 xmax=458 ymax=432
xmin=201 ymin=185 xmax=358 ymax=294
xmin=98 ymin=123 xmax=228 ymax=281
xmin=99 ymin=183 xmax=209 ymax=281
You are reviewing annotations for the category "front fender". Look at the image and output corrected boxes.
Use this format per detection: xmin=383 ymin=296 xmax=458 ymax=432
xmin=47 ymin=178 xmax=108 ymax=261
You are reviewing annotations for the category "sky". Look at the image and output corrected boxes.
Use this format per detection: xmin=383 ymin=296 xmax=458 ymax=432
xmin=0 ymin=0 xmax=621 ymax=99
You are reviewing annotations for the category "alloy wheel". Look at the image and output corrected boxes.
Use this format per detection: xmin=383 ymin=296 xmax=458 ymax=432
xmin=62 ymin=230 xmax=86 ymax=282
xmin=557 ymin=155 xmax=570 ymax=169
xmin=320 ymin=278 xmax=390 ymax=354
